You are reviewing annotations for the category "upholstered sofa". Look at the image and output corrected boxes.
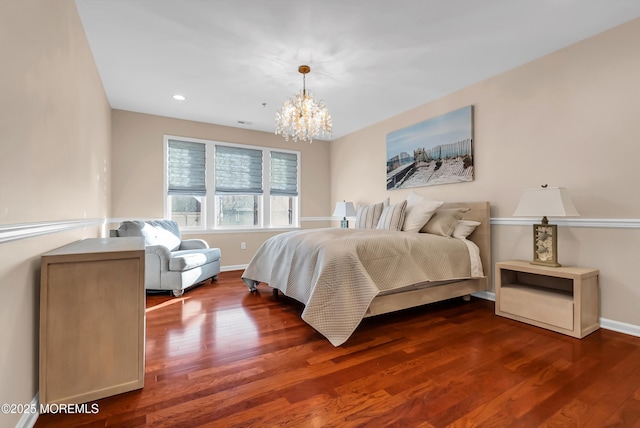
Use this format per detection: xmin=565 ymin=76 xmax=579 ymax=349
xmin=112 ymin=220 xmax=221 ymax=297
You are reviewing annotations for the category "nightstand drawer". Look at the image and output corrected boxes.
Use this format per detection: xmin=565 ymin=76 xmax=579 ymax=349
xmin=499 ymin=284 xmax=574 ymax=330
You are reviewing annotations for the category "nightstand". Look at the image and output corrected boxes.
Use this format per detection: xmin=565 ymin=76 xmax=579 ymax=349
xmin=495 ymin=260 xmax=599 ymax=338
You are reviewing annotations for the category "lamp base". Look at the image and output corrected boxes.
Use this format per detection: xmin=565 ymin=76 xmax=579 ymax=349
xmin=341 ymin=219 xmax=349 ymax=228
xmin=530 ymin=260 xmax=562 ymax=268
xmin=531 ymin=223 xmax=561 ymax=267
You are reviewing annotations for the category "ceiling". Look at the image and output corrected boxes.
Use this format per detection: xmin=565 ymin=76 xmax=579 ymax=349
xmin=74 ymin=0 xmax=640 ymax=141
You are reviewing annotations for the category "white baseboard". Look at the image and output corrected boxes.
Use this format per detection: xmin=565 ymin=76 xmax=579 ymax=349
xmin=221 ymin=264 xmax=248 ymax=272
xmin=472 ymin=290 xmax=495 ymax=301
xmin=600 ymin=318 xmax=640 ymax=337
xmin=15 ymin=392 xmax=39 ymax=428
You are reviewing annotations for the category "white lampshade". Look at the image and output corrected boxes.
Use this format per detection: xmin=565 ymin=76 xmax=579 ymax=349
xmin=513 ymin=187 xmax=579 ymax=218
xmin=333 ymin=201 xmax=356 ymax=218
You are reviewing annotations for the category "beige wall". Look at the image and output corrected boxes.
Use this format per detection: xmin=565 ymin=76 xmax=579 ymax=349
xmin=331 ymin=18 xmax=640 ymax=329
xmin=2 ymin=4 xmax=638 ymax=426
xmin=111 ymin=110 xmax=331 ymax=267
xmin=0 ymin=0 xmax=111 ymax=426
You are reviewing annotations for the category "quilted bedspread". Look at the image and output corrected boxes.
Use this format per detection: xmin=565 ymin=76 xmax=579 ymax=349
xmin=242 ymin=228 xmax=477 ymax=346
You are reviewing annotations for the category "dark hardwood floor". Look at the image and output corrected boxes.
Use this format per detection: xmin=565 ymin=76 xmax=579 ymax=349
xmin=36 ymin=270 xmax=640 ymax=427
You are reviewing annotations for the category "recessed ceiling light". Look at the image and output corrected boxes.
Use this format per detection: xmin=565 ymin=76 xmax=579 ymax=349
xmin=172 ymin=94 xmax=186 ymax=101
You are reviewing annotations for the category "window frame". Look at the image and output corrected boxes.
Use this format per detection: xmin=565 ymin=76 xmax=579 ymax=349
xmin=163 ymin=135 xmax=301 ymax=231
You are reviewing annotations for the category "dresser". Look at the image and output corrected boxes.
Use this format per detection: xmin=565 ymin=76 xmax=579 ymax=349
xmin=40 ymin=237 xmax=145 ymax=405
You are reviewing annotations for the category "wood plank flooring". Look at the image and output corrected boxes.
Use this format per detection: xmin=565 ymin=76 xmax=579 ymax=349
xmin=35 ymin=270 xmax=640 ymax=427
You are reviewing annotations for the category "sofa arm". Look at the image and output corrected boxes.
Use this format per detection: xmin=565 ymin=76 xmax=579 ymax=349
xmin=180 ymin=239 xmax=210 ymax=250
xmin=143 ymin=245 xmax=172 ymax=289
xmin=146 ymin=245 xmax=171 ymax=268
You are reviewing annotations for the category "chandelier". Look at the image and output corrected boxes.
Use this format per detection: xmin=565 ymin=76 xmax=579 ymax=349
xmin=275 ymin=65 xmax=332 ymax=143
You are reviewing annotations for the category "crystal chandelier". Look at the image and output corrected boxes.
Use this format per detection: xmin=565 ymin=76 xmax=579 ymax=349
xmin=275 ymin=65 xmax=332 ymax=143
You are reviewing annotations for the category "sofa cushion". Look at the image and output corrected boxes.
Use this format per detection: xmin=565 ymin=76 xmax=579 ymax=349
xmin=169 ymin=247 xmax=221 ymax=272
xmin=118 ymin=220 xmax=182 ymax=251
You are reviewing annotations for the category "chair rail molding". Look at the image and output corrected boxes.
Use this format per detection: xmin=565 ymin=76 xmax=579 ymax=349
xmin=3 ymin=217 xmax=639 ymax=245
xmin=491 ymin=217 xmax=640 ymax=228
xmin=0 ymin=219 xmax=105 ymax=244
xmin=301 ymin=216 xmax=334 ymax=222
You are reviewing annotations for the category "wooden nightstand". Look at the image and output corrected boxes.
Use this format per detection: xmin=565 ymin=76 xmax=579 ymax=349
xmin=495 ymin=260 xmax=600 ymax=338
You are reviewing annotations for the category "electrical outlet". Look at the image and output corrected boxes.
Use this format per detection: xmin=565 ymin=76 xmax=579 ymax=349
xmin=241 ymin=242 xmax=246 ymax=250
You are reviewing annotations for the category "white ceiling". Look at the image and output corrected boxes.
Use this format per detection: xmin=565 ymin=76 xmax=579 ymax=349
xmin=75 ymin=0 xmax=640 ymax=141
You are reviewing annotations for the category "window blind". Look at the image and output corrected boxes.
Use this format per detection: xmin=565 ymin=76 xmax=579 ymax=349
xmin=270 ymin=151 xmax=298 ymax=196
xmin=167 ymin=140 xmax=206 ymax=196
xmin=215 ymin=145 xmax=263 ymax=194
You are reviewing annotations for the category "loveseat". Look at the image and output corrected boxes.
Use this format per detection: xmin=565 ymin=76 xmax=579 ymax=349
xmin=112 ymin=220 xmax=221 ymax=297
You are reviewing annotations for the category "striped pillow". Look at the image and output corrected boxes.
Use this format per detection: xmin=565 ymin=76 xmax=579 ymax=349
xmin=355 ymin=199 xmax=388 ymax=229
xmin=355 ymin=203 xmax=383 ymax=229
xmin=376 ymin=200 xmax=408 ymax=231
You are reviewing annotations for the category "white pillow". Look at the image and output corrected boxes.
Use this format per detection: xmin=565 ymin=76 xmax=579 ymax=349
xmin=140 ymin=223 xmax=182 ymax=251
xmin=453 ymin=220 xmax=481 ymax=240
xmin=401 ymin=192 xmax=443 ymax=232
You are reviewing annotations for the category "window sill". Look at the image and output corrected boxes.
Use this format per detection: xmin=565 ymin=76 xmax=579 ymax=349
xmin=181 ymin=227 xmax=301 ymax=235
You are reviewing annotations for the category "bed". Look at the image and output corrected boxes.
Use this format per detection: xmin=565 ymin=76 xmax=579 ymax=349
xmin=242 ymin=201 xmax=491 ymax=346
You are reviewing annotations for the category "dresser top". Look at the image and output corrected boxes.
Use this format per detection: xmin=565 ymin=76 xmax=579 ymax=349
xmin=43 ymin=237 xmax=144 ymax=256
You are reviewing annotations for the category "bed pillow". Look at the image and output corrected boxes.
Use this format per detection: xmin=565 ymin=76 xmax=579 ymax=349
xmin=452 ymin=220 xmax=481 ymax=240
xmin=401 ymin=192 xmax=443 ymax=232
xmin=376 ymin=200 xmax=407 ymax=231
xmin=421 ymin=207 xmax=470 ymax=237
xmin=355 ymin=198 xmax=389 ymax=229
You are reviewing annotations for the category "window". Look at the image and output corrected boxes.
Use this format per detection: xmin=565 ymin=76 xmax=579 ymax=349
xmin=270 ymin=151 xmax=299 ymax=227
xmin=167 ymin=140 xmax=205 ymax=228
xmin=165 ymin=136 xmax=300 ymax=230
xmin=215 ymin=145 xmax=263 ymax=227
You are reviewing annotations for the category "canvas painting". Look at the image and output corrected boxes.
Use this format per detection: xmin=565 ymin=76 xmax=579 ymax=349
xmin=386 ymin=105 xmax=474 ymax=190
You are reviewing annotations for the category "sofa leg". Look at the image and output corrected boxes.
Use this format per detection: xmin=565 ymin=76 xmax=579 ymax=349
xmin=172 ymin=289 xmax=185 ymax=297
xmin=212 ymin=275 xmax=218 ymax=281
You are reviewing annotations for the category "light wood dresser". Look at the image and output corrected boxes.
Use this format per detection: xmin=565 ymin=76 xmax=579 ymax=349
xmin=495 ymin=260 xmax=599 ymax=338
xmin=40 ymin=237 xmax=145 ymax=406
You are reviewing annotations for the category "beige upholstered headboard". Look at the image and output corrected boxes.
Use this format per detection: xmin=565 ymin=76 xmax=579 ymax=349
xmin=441 ymin=201 xmax=491 ymax=283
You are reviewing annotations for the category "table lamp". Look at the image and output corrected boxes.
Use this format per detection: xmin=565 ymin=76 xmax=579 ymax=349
xmin=513 ymin=185 xmax=579 ymax=267
xmin=333 ymin=201 xmax=356 ymax=228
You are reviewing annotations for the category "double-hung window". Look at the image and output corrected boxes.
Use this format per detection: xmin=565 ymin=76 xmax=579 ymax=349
xmin=166 ymin=140 xmax=206 ymax=228
xmin=269 ymin=151 xmax=299 ymax=226
xmin=214 ymin=145 xmax=263 ymax=227
xmin=165 ymin=135 xmax=300 ymax=230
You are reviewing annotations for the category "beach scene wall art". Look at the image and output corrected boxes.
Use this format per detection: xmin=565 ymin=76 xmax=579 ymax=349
xmin=386 ymin=105 xmax=474 ymax=190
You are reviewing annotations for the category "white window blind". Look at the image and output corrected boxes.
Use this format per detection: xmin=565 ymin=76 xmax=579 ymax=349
xmin=270 ymin=151 xmax=298 ymax=196
xmin=214 ymin=145 xmax=263 ymax=194
xmin=167 ymin=140 xmax=206 ymax=196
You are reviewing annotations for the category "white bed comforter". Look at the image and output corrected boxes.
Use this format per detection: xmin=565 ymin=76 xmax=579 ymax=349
xmin=242 ymin=228 xmax=482 ymax=346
